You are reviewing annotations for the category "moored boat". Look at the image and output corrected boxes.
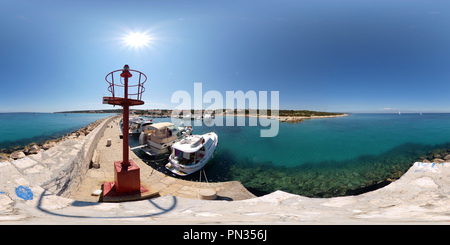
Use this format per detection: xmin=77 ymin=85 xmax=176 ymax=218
xmin=165 ymin=132 xmax=218 ymax=176
xmin=129 ymin=116 xmax=153 ymax=135
xmin=138 ymin=122 xmax=192 ymax=156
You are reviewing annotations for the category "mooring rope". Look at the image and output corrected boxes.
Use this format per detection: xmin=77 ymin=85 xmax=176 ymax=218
xmin=198 ymin=168 xmax=210 ymax=199
xmin=198 ymin=168 xmax=202 ymax=199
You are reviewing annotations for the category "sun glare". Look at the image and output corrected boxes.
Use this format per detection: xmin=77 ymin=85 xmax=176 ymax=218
xmin=123 ymin=32 xmax=151 ymax=49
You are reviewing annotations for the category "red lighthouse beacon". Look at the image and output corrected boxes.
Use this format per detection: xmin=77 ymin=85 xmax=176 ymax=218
xmin=102 ymin=64 xmax=150 ymax=201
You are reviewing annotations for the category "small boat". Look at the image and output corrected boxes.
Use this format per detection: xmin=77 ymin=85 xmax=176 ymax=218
xmin=182 ymin=114 xmax=192 ymax=120
xmin=203 ymin=113 xmax=214 ymax=120
xmin=166 ymin=132 xmax=218 ymax=176
xmin=128 ymin=116 xmax=153 ymax=135
xmin=138 ymin=122 xmax=192 ymax=156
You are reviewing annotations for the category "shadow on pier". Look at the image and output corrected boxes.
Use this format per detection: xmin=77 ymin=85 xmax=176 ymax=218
xmin=36 ymin=190 xmax=177 ymax=219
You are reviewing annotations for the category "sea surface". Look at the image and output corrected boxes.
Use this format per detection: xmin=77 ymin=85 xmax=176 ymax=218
xmin=0 ymin=113 xmax=117 ymax=150
xmin=132 ymin=113 xmax=450 ymax=197
xmin=3 ymin=112 xmax=449 ymax=198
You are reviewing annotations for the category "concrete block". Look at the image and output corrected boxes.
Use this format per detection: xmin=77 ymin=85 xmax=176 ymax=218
xmin=199 ymin=189 xmax=217 ymax=200
xmin=91 ymin=150 xmax=100 ymax=169
xmin=92 ymin=190 xmax=102 ymax=196
xmin=92 ymin=162 xmax=100 ymax=169
xmin=113 ymin=160 xmax=140 ymax=193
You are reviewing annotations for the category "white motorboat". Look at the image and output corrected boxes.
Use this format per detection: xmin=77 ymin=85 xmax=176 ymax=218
xmin=129 ymin=116 xmax=153 ymax=135
xmin=138 ymin=122 xmax=192 ymax=156
xmin=165 ymin=132 xmax=218 ymax=176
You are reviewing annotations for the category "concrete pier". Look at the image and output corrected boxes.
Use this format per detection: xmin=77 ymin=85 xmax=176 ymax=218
xmin=1 ymin=115 xmax=450 ymax=224
xmin=71 ymin=117 xmax=255 ymax=202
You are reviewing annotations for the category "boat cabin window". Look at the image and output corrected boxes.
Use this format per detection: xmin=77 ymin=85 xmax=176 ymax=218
xmin=174 ymin=149 xmax=193 ymax=160
xmin=147 ymin=129 xmax=156 ymax=135
xmin=168 ymin=125 xmax=179 ymax=132
xmin=155 ymin=128 xmax=168 ymax=138
xmin=175 ymin=149 xmax=183 ymax=158
xmin=144 ymin=125 xmax=156 ymax=134
xmin=183 ymin=151 xmax=191 ymax=160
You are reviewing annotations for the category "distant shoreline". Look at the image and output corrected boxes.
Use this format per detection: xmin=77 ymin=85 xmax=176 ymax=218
xmin=54 ymin=109 xmax=349 ymax=123
xmin=276 ymin=113 xmax=349 ymax=120
xmin=54 ymin=110 xmax=122 ymax=114
xmin=231 ymin=112 xmax=349 ymax=122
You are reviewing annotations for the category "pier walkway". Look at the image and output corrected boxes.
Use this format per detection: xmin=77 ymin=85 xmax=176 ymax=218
xmin=71 ymin=117 xmax=255 ymax=202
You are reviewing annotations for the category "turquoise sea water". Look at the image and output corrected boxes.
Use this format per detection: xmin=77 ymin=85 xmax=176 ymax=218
xmin=0 ymin=113 xmax=117 ymax=149
xmin=133 ymin=113 xmax=450 ymax=197
xmin=2 ymin=112 xmax=449 ymax=197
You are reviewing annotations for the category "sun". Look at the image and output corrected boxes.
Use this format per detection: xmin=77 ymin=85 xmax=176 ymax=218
xmin=123 ymin=32 xmax=151 ymax=49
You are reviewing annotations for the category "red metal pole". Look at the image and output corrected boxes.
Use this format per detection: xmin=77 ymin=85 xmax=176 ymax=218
xmin=122 ymin=102 xmax=129 ymax=166
xmin=120 ymin=65 xmax=132 ymax=166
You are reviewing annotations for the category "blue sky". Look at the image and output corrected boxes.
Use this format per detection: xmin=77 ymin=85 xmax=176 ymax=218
xmin=1 ymin=0 xmax=450 ymax=113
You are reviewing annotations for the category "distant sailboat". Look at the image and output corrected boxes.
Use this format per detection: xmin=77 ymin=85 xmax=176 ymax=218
xmin=420 ymin=112 xmax=423 ymax=116
xmin=398 ymin=111 xmax=401 ymax=115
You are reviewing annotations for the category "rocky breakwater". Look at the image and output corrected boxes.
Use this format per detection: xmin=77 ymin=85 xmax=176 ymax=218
xmin=0 ymin=118 xmax=108 ymax=162
xmin=277 ymin=114 xmax=348 ymax=123
xmin=278 ymin=117 xmax=304 ymax=123
xmin=349 ymin=147 xmax=450 ymax=196
xmin=416 ymin=148 xmax=450 ymax=164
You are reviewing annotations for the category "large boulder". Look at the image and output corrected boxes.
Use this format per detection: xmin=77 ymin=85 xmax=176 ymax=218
xmin=0 ymin=154 xmax=9 ymax=162
xmin=42 ymin=142 xmax=56 ymax=150
xmin=28 ymin=145 xmax=41 ymax=154
xmin=10 ymin=151 xmax=26 ymax=160
xmin=432 ymin=158 xmax=444 ymax=163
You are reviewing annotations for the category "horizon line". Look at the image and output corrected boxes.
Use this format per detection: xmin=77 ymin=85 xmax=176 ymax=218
xmin=3 ymin=109 xmax=450 ymax=114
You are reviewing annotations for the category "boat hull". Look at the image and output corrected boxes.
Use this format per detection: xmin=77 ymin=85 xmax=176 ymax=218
xmin=165 ymin=132 xmax=218 ymax=176
xmin=166 ymin=159 xmax=206 ymax=176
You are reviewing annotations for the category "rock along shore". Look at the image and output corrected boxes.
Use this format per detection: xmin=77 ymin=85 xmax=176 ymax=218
xmin=0 ymin=117 xmax=110 ymax=162
xmin=277 ymin=113 xmax=349 ymax=123
xmin=233 ymin=113 xmax=349 ymax=123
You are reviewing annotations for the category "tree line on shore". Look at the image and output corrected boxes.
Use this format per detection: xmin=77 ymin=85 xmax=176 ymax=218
xmin=56 ymin=109 xmax=345 ymax=117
